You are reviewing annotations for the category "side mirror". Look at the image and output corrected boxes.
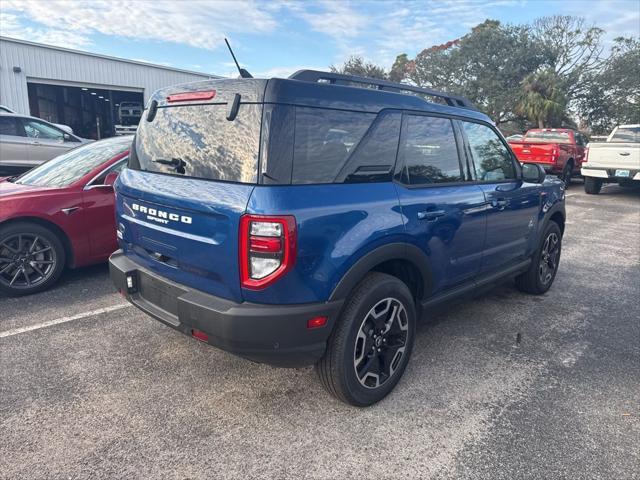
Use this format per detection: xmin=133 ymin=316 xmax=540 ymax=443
xmin=522 ymin=163 xmax=546 ymax=184
xmin=63 ymin=133 xmax=71 ymax=141
xmin=104 ymin=171 xmax=119 ymax=187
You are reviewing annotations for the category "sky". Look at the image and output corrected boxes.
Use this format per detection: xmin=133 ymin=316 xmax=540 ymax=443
xmin=1 ymin=0 xmax=639 ymax=77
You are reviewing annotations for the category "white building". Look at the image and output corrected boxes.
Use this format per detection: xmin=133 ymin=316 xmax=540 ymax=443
xmin=0 ymin=36 xmax=218 ymax=139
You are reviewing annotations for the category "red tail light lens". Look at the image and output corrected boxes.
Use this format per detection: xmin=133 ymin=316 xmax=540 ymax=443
xmin=167 ymin=90 xmax=216 ymax=103
xmin=239 ymin=214 xmax=296 ymax=289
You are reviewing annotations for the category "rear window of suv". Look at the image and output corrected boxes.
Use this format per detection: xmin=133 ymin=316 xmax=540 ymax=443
xmin=131 ymin=103 xmax=262 ymax=183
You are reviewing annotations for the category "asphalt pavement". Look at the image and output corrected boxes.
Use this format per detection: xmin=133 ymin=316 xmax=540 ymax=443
xmin=1 ymin=183 xmax=639 ymax=480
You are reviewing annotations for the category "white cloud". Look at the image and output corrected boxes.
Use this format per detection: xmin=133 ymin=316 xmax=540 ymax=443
xmin=0 ymin=12 xmax=91 ymax=49
xmin=2 ymin=0 xmax=278 ymax=50
xmin=254 ymin=65 xmax=327 ymax=78
xmin=291 ymin=1 xmax=370 ymax=39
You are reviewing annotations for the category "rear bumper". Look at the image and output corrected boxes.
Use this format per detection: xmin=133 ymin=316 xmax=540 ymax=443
xmin=581 ymin=167 xmax=640 ymax=181
xmin=109 ymin=251 xmax=343 ymax=367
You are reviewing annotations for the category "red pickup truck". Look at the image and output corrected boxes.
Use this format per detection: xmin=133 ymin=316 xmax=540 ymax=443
xmin=508 ymin=129 xmax=588 ymax=183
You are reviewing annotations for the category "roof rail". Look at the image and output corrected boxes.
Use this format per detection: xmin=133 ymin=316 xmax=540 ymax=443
xmin=289 ymin=70 xmax=476 ymax=110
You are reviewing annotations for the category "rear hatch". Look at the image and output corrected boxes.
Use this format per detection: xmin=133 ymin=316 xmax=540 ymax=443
xmin=116 ymin=79 xmax=267 ymax=303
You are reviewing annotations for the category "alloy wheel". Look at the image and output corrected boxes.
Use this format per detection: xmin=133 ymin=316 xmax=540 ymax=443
xmin=0 ymin=234 xmax=57 ymax=290
xmin=353 ymin=297 xmax=409 ymax=389
xmin=538 ymin=232 xmax=560 ymax=286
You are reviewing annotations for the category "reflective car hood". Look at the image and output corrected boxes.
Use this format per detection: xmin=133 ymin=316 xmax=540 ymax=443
xmin=0 ymin=180 xmax=56 ymax=198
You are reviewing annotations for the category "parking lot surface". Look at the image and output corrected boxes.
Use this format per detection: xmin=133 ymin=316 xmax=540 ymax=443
xmin=1 ymin=184 xmax=639 ymax=480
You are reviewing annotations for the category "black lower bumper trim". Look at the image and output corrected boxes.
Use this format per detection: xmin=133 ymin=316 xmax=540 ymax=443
xmin=109 ymin=251 xmax=343 ymax=367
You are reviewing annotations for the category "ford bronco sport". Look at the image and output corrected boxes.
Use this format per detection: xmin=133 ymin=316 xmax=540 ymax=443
xmin=110 ymin=71 xmax=566 ymax=406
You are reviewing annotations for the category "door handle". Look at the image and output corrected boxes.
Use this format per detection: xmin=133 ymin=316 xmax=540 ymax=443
xmin=619 ymin=152 xmax=630 ymax=156
xmin=61 ymin=206 xmax=80 ymax=215
xmin=417 ymin=210 xmax=446 ymax=221
xmin=491 ymin=198 xmax=509 ymax=210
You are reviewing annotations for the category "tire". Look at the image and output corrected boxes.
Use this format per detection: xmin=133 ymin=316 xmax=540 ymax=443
xmin=584 ymin=176 xmax=602 ymax=194
xmin=561 ymin=162 xmax=573 ymax=186
xmin=0 ymin=222 xmax=66 ymax=296
xmin=515 ymin=221 xmax=562 ymax=295
xmin=316 ymin=272 xmax=416 ymax=407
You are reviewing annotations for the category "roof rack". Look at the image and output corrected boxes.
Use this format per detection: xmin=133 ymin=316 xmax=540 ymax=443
xmin=289 ymin=70 xmax=476 ymax=110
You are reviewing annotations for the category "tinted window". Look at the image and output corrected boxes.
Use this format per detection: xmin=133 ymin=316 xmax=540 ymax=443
xmin=292 ymin=107 xmax=375 ymax=184
xmin=610 ymin=126 xmax=640 ymax=143
xmin=524 ymin=131 xmax=571 ymax=144
xmin=462 ymin=122 xmax=516 ymax=181
xmin=16 ymin=138 xmax=129 ymax=187
xmin=398 ymin=115 xmax=461 ymax=185
xmin=23 ymin=119 xmax=64 ymax=140
xmin=132 ymin=103 xmax=261 ymax=183
xmin=336 ymin=112 xmax=401 ymax=183
xmin=0 ymin=117 xmax=24 ymax=136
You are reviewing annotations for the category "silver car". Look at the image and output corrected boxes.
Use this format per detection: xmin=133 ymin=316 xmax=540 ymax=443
xmin=0 ymin=112 xmax=90 ymax=168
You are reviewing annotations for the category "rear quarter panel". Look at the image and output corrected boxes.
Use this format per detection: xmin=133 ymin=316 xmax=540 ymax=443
xmin=245 ymin=183 xmax=405 ymax=304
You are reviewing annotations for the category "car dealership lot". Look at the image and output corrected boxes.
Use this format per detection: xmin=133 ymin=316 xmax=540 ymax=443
xmin=1 ymin=185 xmax=638 ymax=480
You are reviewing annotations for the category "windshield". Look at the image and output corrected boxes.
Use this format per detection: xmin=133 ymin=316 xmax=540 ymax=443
xmin=610 ymin=126 xmax=640 ymax=143
xmin=131 ymin=103 xmax=262 ymax=183
xmin=16 ymin=138 xmax=129 ymax=187
xmin=524 ymin=131 xmax=572 ymax=144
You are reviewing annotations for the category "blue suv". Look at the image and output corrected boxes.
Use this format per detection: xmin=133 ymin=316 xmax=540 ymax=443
xmin=110 ymin=71 xmax=565 ymax=406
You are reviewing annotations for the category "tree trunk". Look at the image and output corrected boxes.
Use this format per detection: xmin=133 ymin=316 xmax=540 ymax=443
xmin=538 ymin=117 xmax=544 ymax=128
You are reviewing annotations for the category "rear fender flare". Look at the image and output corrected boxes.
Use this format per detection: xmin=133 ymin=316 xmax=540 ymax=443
xmin=328 ymin=243 xmax=433 ymax=302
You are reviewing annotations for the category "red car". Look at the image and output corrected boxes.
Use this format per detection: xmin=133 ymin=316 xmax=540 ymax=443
xmin=508 ymin=129 xmax=588 ymax=183
xmin=0 ymin=136 xmax=130 ymax=296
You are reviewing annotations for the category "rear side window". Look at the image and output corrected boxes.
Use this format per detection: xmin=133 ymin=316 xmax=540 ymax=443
xmin=336 ymin=111 xmax=401 ymax=183
xmin=398 ymin=115 xmax=462 ymax=185
xmin=292 ymin=108 xmax=375 ymax=184
xmin=462 ymin=121 xmax=516 ymax=181
xmin=132 ymin=103 xmax=262 ymax=183
xmin=610 ymin=126 xmax=640 ymax=143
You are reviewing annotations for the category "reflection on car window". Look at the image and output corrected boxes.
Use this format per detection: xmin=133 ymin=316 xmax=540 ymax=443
xmin=23 ymin=120 xmax=64 ymax=140
xmin=16 ymin=138 xmax=129 ymax=187
xmin=462 ymin=122 xmax=516 ymax=181
xmin=292 ymin=107 xmax=375 ymax=184
xmin=133 ymin=104 xmax=261 ymax=183
xmin=399 ymin=115 xmax=462 ymax=185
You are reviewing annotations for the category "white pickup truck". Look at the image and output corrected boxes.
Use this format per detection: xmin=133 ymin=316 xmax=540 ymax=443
xmin=581 ymin=125 xmax=640 ymax=194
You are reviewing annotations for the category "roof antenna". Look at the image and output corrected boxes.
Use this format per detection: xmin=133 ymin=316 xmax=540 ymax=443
xmin=224 ymin=38 xmax=253 ymax=78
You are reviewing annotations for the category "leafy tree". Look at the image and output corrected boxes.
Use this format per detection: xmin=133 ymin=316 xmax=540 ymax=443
xmin=516 ymin=70 xmax=567 ymax=128
xmin=577 ymin=37 xmax=640 ymax=133
xmin=392 ymin=20 xmax=546 ymax=127
xmin=330 ymin=56 xmax=387 ymax=80
xmin=532 ymin=15 xmax=605 ymax=100
xmin=389 ymin=53 xmax=409 ymax=83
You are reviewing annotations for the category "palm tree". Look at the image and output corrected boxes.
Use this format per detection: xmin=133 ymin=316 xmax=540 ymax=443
xmin=516 ymin=70 xmax=567 ymax=128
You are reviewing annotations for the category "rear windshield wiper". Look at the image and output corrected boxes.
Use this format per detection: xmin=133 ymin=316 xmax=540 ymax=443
xmin=154 ymin=157 xmax=186 ymax=167
xmin=153 ymin=157 xmax=187 ymax=174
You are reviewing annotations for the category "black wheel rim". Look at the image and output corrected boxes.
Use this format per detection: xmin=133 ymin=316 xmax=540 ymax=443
xmin=353 ymin=297 xmax=409 ymax=389
xmin=538 ymin=232 xmax=560 ymax=286
xmin=0 ymin=234 xmax=57 ymax=290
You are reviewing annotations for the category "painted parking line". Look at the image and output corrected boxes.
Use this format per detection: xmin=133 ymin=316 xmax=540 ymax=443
xmin=0 ymin=303 xmax=131 ymax=338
